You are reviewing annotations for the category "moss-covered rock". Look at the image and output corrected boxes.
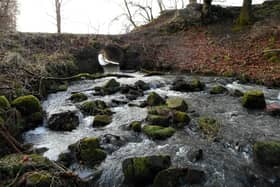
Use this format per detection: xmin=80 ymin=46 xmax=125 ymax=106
xmin=173 ymin=111 xmax=191 ymax=128
xmin=0 ymin=154 xmax=55 ymax=181
xmin=153 ymin=167 xmax=206 ymax=187
xmin=47 ymin=111 xmax=79 ymax=131
xmin=69 ymin=137 xmax=107 ymax=167
xmin=253 ymin=141 xmax=280 ymax=166
xmin=69 ymin=93 xmax=88 ymax=103
xmin=210 ymin=85 xmax=228 ymax=94
xmin=135 ymin=80 xmax=150 ymax=91
xmin=242 ymin=90 xmax=266 ymax=109
xmin=148 ymin=106 xmax=172 ymax=116
xmin=80 ymin=100 xmax=112 ymax=116
xmin=122 ymin=155 xmax=171 ymax=185
xmin=57 ymin=152 xmax=74 ymax=167
xmin=171 ymin=78 xmax=205 ymax=92
xmin=130 ymin=121 xmax=142 ymax=132
xmin=0 ymin=96 xmax=10 ymax=110
xmin=95 ymin=79 xmax=121 ymax=95
xmin=198 ymin=117 xmax=220 ymax=137
xmin=11 ymin=95 xmax=41 ymax=115
xmin=146 ymin=114 xmax=170 ymax=127
xmin=92 ymin=115 xmax=112 ymax=127
xmin=190 ymin=79 xmax=205 ymax=91
xmin=147 ymin=92 xmax=165 ymax=106
xmin=24 ymin=171 xmax=52 ymax=187
xmin=143 ymin=125 xmax=175 ymax=140
xmin=166 ymin=97 xmax=188 ymax=112
xmin=5 ymin=108 xmax=24 ymax=137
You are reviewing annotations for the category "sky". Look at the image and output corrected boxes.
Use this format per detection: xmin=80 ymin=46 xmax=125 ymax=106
xmin=17 ymin=0 xmax=265 ymax=34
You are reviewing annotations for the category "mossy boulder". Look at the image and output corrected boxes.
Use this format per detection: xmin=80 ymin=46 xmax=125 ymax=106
xmin=5 ymin=108 xmax=24 ymax=137
xmin=242 ymin=90 xmax=266 ymax=109
xmin=153 ymin=167 xmax=206 ymax=187
xmin=0 ymin=96 xmax=10 ymax=110
xmin=69 ymin=137 xmax=107 ymax=167
xmin=210 ymin=85 xmax=228 ymax=94
xmin=135 ymin=80 xmax=150 ymax=91
xmin=80 ymin=100 xmax=112 ymax=116
xmin=171 ymin=79 xmax=205 ymax=92
xmin=12 ymin=95 xmax=41 ymax=115
xmin=253 ymin=141 xmax=280 ymax=166
xmin=198 ymin=117 xmax=220 ymax=137
xmin=173 ymin=111 xmax=191 ymax=128
xmin=147 ymin=92 xmax=165 ymax=106
xmin=190 ymin=79 xmax=205 ymax=91
xmin=166 ymin=97 xmax=188 ymax=112
xmin=130 ymin=121 xmax=142 ymax=132
xmin=143 ymin=125 xmax=175 ymax=140
xmin=95 ymin=79 xmax=121 ymax=95
xmin=57 ymin=152 xmax=74 ymax=167
xmin=148 ymin=106 xmax=172 ymax=116
xmin=122 ymin=155 xmax=171 ymax=185
xmin=92 ymin=115 xmax=112 ymax=127
xmin=23 ymin=171 xmax=52 ymax=187
xmin=69 ymin=93 xmax=88 ymax=103
xmin=146 ymin=114 xmax=170 ymax=127
xmin=0 ymin=154 xmax=55 ymax=181
xmin=47 ymin=111 xmax=79 ymax=131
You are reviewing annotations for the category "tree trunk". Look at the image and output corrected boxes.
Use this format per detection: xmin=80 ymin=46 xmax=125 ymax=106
xmin=237 ymin=0 xmax=252 ymax=26
xmin=189 ymin=0 xmax=197 ymax=4
xmin=123 ymin=0 xmax=137 ymax=28
xmin=55 ymin=0 xmax=61 ymax=33
xmin=157 ymin=0 xmax=166 ymax=12
xmin=202 ymin=0 xmax=212 ymax=17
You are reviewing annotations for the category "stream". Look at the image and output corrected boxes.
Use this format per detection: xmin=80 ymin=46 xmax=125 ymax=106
xmin=24 ymin=73 xmax=280 ymax=187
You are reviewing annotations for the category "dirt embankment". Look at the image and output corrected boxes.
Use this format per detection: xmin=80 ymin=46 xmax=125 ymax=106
xmin=0 ymin=1 xmax=280 ymax=99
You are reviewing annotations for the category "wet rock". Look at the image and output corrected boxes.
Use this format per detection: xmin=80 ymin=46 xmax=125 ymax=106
xmin=198 ymin=117 xmax=220 ymax=137
xmin=153 ymin=167 xmax=206 ymax=187
xmin=99 ymin=134 xmax=126 ymax=153
xmin=148 ymin=106 xmax=172 ymax=116
xmin=171 ymin=78 xmax=205 ymax=92
xmin=229 ymin=89 xmax=244 ymax=97
xmin=130 ymin=121 xmax=142 ymax=132
xmin=11 ymin=95 xmax=41 ymax=115
xmin=20 ymin=171 xmax=52 ymax=186
xmin=92 ymin=115 xmax=112 ymax=127
xmin=80 ymin=100 xmax=112 ymax=116
xmin=4 ymin=108 xmax=24 ymax=137
xmin=69 ymin=137 xmax=107 ymax=167
xmin=69 ymin=93 xmax=88 ymax=103
xmin=94 ymin=79 xmax=121 ymax=95
xmin=135 ymin=80 xmax=150 ymax=91
xmin=242 ymin=90 xmax=266 ymax=109
xmin=0 ymin=154 xmax=55 ymax=181
xmin=111 ymin=99 xmax=128 ymax=107
xmin=120 ymin=84 xmax=144 ymax=101
xmin=0 ymin=95 xmax=10 ymax=110
xmin=266 ymin=103 xmax=280 ymax=116
xmin=209 ymin=85 xmax=228 ymax=94
xmin=146 ymin=92 xmax=165 ymax=106
xmin=173 ymin=111 xmax=191 ymax=128
xmin=57 ymin=152 xmax=74 ymax=167
xmin=143 ymin=125 xmax=175 ymax=140
xmin=166 ymin=97 xmax=188 ymax=112
xmin=146 ymin=114 xmax=170 ymax=127
xmin=48 ymin=111 xmax=79 ymax=131
xmin=187 ymin=149 xmax=203 ymax=162
xmin=122 ymin=155 xmax=171 ymax=185
xmin=253 ymin=141 xmax=280 ymax=166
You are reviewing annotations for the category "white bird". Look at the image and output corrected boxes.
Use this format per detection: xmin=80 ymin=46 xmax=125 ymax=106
xmin=98 ymin=53 xmax=119 ymax=66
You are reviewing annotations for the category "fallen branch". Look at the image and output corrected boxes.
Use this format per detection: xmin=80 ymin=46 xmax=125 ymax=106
xmin=263 ymin=49 xmax=280 ymax=53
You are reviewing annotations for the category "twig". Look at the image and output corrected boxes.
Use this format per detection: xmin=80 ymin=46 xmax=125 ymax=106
xmin=263 ymin=49 xmax=280 ymax=53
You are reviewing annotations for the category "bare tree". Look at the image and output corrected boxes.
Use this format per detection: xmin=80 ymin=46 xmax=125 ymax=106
xmin=202 ymin=0 xmax=212 ymax=17
xmin=0 ymin=0 xmax=18 ymax=31
xmin=157 ymin=0 xmax=166 ymax=12
xmin=55 ymin=0 xmax=62 ymax=33
xmin=123 ymin=0 xmax=137 ymax=28
xmin=237 ymin=0 xmax=252 ymax=26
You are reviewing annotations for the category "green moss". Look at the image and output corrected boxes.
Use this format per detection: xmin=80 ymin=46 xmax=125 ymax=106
xmin=198 ymin=117 xmax=220 ymax=137
xmin=190 ymin=79 xmax=205 ymax=91
xmin=0 ymin=117 xmax=4 ymax=126
xmin=27 ymin=112 xmax=43 ymax=124
xmin=242 ymin=90 xmax=266 ymax=109
xmin=146 ymin=114 xmax=170 ymax=127
xmin=210 ymin=85 xmax=228 ymax=94
xmin=143 ymin=125 xmax=175 ymax=140
xmin=147 ymin=92 xmax=165 ymax=106
xmin=148 ymin=106 xmax=172 ymax=116
xmin=92 ymin=115 xmax=112 ymax=127
xmin=173 ymin=111 xmax=190 ymax=128
xmin=0 ymin=96 xmax=10 ymax=110
xmin=166 ymin=97 xmax=188 ymax=112
xmin=25 ymin=171 xmax=52 ymax=186
xmin=130 ymin=121 xmax=142 ymax=132
xmin=81 ymin=100 xmax=111 ymax=116
xmin=11 ymin=95 xmax=41 ymax=115
xmin=70 ymin=93 xmax=88 ymax=103
xmin=253 ymin=141 xmax=280 ymax=166
xmin=104 ymin=79 xmax=120 ymax=89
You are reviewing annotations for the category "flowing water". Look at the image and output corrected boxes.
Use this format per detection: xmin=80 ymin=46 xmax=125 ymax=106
xmin=24 ymin=73 xmax=280 ymax=187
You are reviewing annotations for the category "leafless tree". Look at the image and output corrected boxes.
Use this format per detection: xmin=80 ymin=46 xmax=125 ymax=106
xmin=55 ymin=0 xmax=62 ymax=33
xmin=0 ymin=0 xmax=18 ymax=31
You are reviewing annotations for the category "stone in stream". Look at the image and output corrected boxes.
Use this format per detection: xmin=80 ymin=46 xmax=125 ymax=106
xmin=120 ymin=84 xmax=144 ymax=101
xmin=146 ymin=114 xmax=171 ymax=127
xmin=143 ymin=125 xmax=175 ymax=140
xmin=0 ymin=95 xmax=10 ymax=111
xmin=80 ymin=100 xmax=112 ymax=116
xmin=198 ymin=117 xmax=220 ymax=137
xmin=47 ymin=111 xmax=79 ymax=131
xmin=153 ymin=167 xmax=206 ymax=187
xmin=171 ymin=78 xmax=205 ymax=92
xmin=130 ymin=121 xmax=142 ymax=132
xmin=266 ymin=103 xmax=280 ymax=116
xmin=134 ymin=80 xmax=150 ymax=91
xmin=242 ymin=90 xmax=266 ymax=109
xmin=68 ymin=137 xmax=107 ymax=167
xmin=94 ymin=79 xmax=121 ymax=95
xmin=69 ymin=93 xmax=88 ymax=103
xmin=146 ymin=92 xmax=165 ymax=106
xmin=166 ymin=97 xmax=188 ymax=112
xmin=122 ymin=155 xmax=171 ymax=185
xmin=253 ymin=141 xmax=280 ymax=166
xmin=209 ymin=85 xmax=228 ymax=94
xmin=173 ymin=111 xmax=191 ymax=128
xmin=92 ymin=115 xmax=112 ymax=127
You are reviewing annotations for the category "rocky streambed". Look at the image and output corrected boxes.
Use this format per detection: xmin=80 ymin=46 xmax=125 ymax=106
xmin=10 ymin=73 xmax=280 ymax=186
